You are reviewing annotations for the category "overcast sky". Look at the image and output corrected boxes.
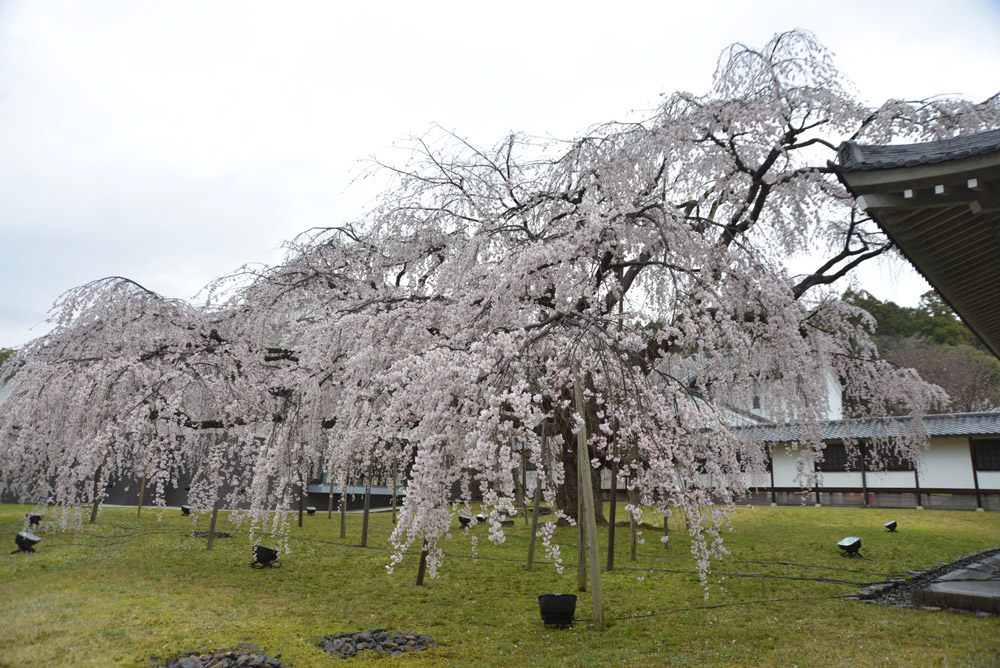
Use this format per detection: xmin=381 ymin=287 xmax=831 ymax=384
xmin=2 ymin=1 xmax=999 ymax=347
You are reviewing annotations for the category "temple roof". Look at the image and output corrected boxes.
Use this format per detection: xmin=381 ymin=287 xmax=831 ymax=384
xmin=835 ymin=129 xmax=1000 ymax=359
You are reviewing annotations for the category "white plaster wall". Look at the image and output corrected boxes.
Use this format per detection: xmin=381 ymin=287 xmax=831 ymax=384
xmin=977 ymin=471 xmax=1000 ymax=489
xmin=816 ymin=471 xmax=863 ymax=488
xmin=824 ymin=373 xmax=843 ymax=421
xmin=865 ymin=471 xmax=917 ymax=489
xmin=771 ymin=444 xmax=808 ymax=487
xmin=918 ymin=436 xmax=975 ymax=489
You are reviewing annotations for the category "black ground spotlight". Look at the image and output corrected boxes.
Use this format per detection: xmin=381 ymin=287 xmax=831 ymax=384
xmin=837 ymin=536 xmax=862 ymax=557
xmin=475 ymin=513 xmax=486 ymax=523
xmin=14 ymin=531 xmax=42 ymax=554
xmin=306 ymin=506 xmax=317 ymax=515
xmin=251 ymin=545 xmax=281 ymax=568
xmin=538 ymin=594 xmax=577 ymax=628
xmin=181 ymin=505 xmax=191 ymax=516
xmin=27 ymin=513 xmax=43 ymax=528
xmin=884 ymin=520 xmax=897 ymax=532
xmin=458 ymin=515 xmax=472 ymax=527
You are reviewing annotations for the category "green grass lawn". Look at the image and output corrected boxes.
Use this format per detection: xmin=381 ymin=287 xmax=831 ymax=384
xmin=1 ymin=502 xmax=998 ymax=667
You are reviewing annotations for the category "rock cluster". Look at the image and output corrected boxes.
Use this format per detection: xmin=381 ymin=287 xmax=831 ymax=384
xmin=317 ymin=629 xmax=437 ymax=659
xmin=846 ymin=547 xmax=1000 ymax=614
xmin=151 ymin=644 xmax=288 ymax=668
xmin=190 ymin=531 xmax=234 ymax=538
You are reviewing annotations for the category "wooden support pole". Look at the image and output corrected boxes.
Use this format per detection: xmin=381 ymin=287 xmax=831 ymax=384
xmin=607 ymin=461 xmax=617 ymax=570
xmin=416 ymin=539 xmax=429 ymax=586
xmin=392 ymin=460 xmax=399 ymax=525
xmin=577 ymin=451 xmax=587 ymax=593
xmin=575 ymin=368 xmax=605 ymax=631
xmin=629 ymin=484 xmax=638 ymax=562
xmin=207 ymin=496 xmax=220 ymax=551
xmin=521 ymin=446 xmax=529 ymax=525
xmin=298 ymin=484 xmax=305 ymax=528
xmin=339 ymin=483 xmax=347 ymax=538
xmin=136 ymin=467 xmax=147 ymax=519
xmin=327 ymin=467 xmax=336 ymax=519
xmin=663 ymin=507 xmax=669 ymax=548
xmin=361 ymin=462 xmax=372 ymax=547
xmin=527 ymin=421 xmax=547 ymax=571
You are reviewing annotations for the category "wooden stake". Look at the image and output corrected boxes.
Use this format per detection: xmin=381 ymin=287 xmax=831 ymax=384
xmin=629 ymin=484 xmax=638 ymax=562
xmin=361 ymin=461 xmax=372 ymax=547
xmin=416 ymin=539 xmax=429 ymax=586
xmin=392 ymin=460 xmax=398 ymax=525
xmin=136 ymin=467 xmax=147 ymax=519
xmin=207 ymin=496 xmax=220 ymax=551
xmin=339 ymin=482 xmax=347 ymax=539
xmin=527 ymin=421 xmax=546 ymax=571
xmin=575 ymin=366 xmax=605 ymax=631
xmin=298 ymin=484 xmax=304 ymax=528
xmin=327 ymin=467 xmax=336 ymax=519
xmin=577 ymin=450 xmax=587 ymax=593
xmin=607 ymin=461 xmax=617 ymax=571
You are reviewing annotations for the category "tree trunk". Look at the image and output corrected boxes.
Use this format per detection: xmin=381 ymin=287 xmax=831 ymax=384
xmin=361 ymin=462 xmax=372 ymax=548
xmin=89 ymin=455 xmax=108 ymax=524
xmin=555 ymin=411 xmax=608 ymax=527
xmin=575 ymin=368 xmax=605 ymax=630
xmin=415 ymin=539 xmax=429 ymax=586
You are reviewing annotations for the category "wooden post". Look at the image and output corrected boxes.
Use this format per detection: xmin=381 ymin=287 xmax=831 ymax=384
xmin=527 ymin=421 xmax=546 ymax=571
xmin=416 ymin=539 xmax=430 ymax=586
xmin=860 ymin=443 xmax=869 ymax=508
xmin=361 ymin=461 xmax=372 ymax=547
xmin=577 ymin=451 xmax=587 ymax=593
xmin=629 ymin=483 xmax=638 ymax=562
xmin=136 ymin=467 xmax=147 ymax=519
xmin=521 ymin=446 xmax=529 ymax=525
xmin=339 ymin=481 xmax=347 ymax=538
xmin=298 ymin=484 xmax=305 ymax=528
xmin=662 ymin=507 xmax=669 ymax=548
xmin=327 ymin=467 xmax=336 ymax=519
xmin=392 ymin=460 xmax=399 ymax=525
xmin=574 ymin=367 xmax=605 ymax=630
xmin=606 ymin=461 xmax=617 ymax=570
xmin=970 ymin=438 xmax=983 ymax=510
xmin=206 ymin=496 xmax=220 ymax=550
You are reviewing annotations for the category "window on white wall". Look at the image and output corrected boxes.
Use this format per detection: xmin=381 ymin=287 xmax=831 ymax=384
xmin=972 ymin=439 xmax=1000 ymax=471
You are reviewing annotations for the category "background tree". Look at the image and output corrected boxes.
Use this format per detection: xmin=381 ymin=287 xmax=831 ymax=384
xmin=843 ymin=289 xmax=1000 ymax=412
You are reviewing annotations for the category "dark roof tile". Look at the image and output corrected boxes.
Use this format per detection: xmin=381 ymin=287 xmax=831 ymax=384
xmin=836 ymin=129 xmax=1000 ymax=171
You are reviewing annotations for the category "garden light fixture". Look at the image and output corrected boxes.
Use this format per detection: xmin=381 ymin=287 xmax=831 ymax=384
xmin=251 ymin=545 xmax=280 ymax=568
xmin=14 ymin=531 xmax=41 ymax=554
xmin=837 ymin=536 xmax=862 ymax=556
xmin=884 ymin=520 xmax=897 ymax=532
